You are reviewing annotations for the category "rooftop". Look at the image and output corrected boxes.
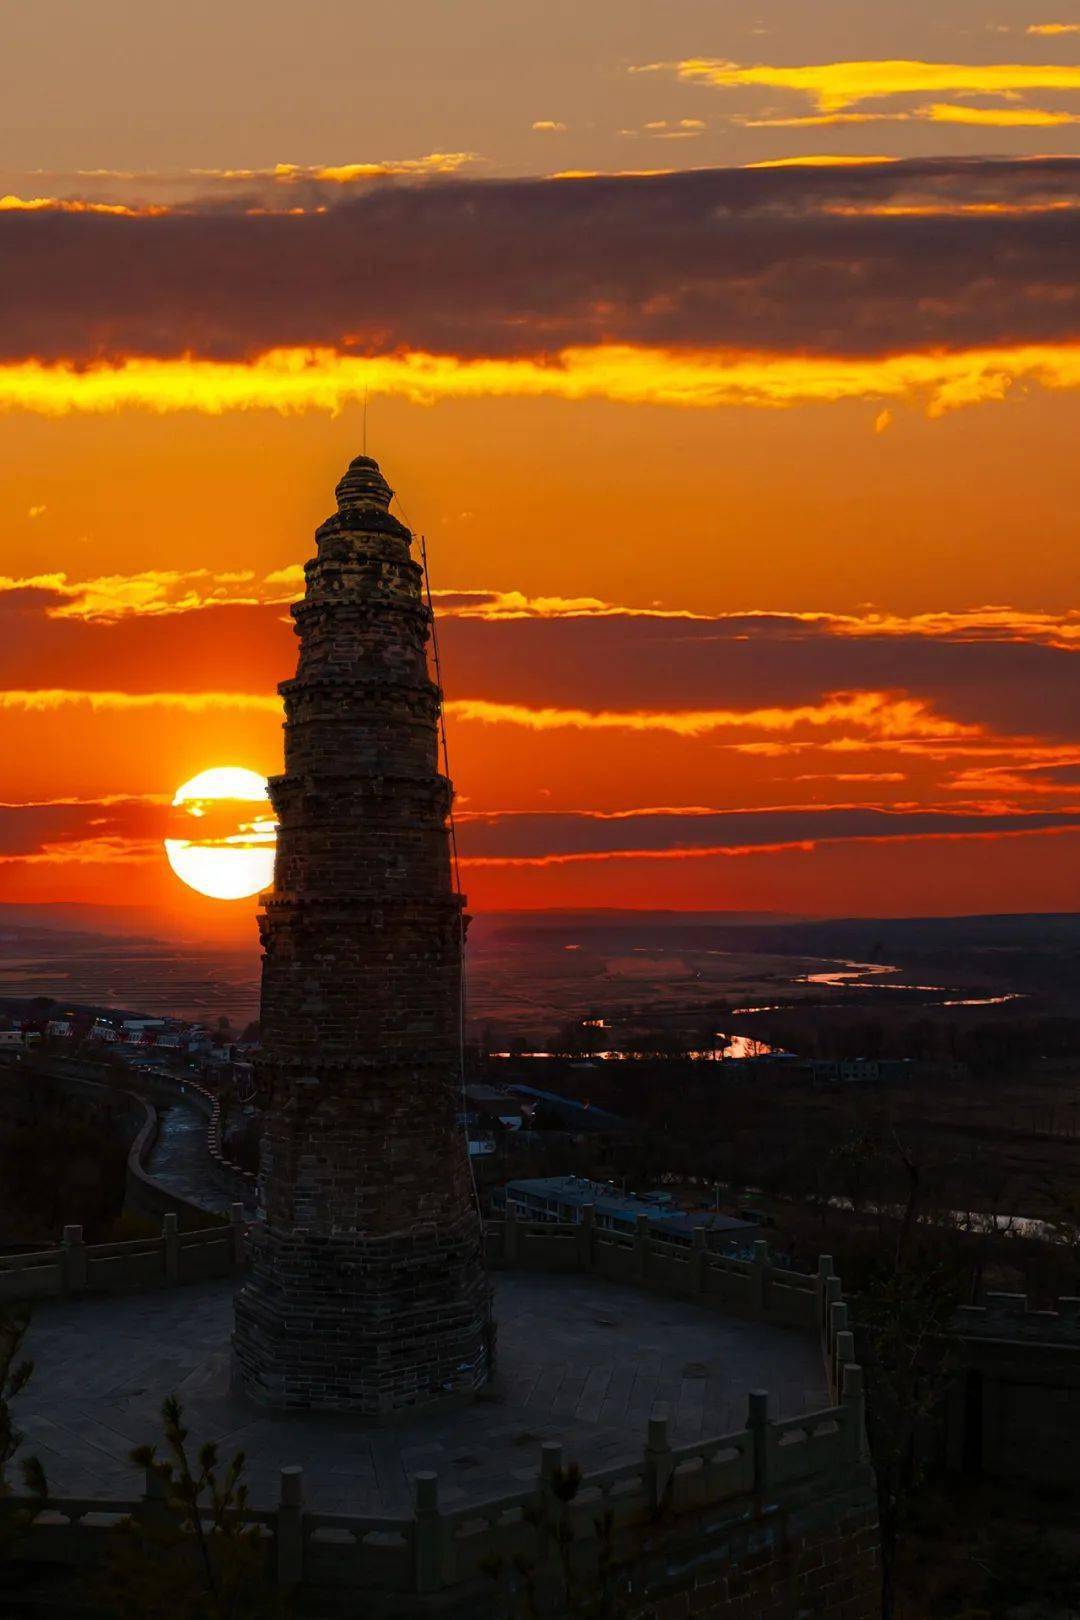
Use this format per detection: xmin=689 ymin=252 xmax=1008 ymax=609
xmin=505 ymin=1176 xmax=758 ymax=1237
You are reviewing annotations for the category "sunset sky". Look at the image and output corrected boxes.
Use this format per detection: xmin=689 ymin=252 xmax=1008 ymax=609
xmin=2 ymin=0 xmax=1079 ymax=932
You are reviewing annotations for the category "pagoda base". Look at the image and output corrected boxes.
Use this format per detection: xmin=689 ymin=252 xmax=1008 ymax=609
xmin=232 ymin=1216 xmax=492 ymax=1418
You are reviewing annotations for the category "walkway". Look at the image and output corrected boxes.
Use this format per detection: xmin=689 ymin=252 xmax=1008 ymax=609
xmin=19 ymin=1271 xmax=827 ymax=1514
xmin=141 ymin=1097 xmax=230 ymax=1214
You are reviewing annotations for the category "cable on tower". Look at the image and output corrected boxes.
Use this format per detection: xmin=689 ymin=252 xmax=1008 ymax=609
xmin=394 ymin=493 xmax=487 ymax=1251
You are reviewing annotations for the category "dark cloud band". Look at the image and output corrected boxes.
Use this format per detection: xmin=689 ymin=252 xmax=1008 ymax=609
xmin=2 ymin=798 xmax=1078 ymax=867
xmin=1 ymin=590 xmax=1077 ymax=742
xmin=2 ymin=158 xmax=1079 ymax=363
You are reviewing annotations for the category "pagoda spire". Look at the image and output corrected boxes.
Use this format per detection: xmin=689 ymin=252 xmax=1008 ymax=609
xmin=233 ymin=453 xmax=491 ymax=1417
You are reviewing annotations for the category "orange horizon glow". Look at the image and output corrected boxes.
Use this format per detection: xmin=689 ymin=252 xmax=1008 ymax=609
xmin=2 ymin=50 xmax=1078 ymax=926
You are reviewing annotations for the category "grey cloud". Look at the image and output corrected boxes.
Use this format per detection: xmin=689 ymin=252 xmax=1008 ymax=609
xmin=1 ymin=158 xmax=1078 ymax=362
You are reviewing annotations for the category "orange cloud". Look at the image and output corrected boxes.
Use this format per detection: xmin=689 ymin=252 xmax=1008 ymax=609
xmin=0 ymin=838 xmax=160 ymax=867
xmin=738 ymin=113 xmax=908 ymax=128
xmin=5 ymin=571 xmax=1077 ymax=650
xmin=945 ymin=760 xmax=1080 ymax=795
xmin=1027 ymin=22 xmax=1080 ymax=35
xmin=644 ymin=57 xmax=1080 ymax=111
xmin=430 ymin=589 xmax=706 ymax=621
xmin=0 ymin=689 xmax=280 ymax=715
xmin=823 ymin=606 xmax=1080 ymax=645
xmin=193 ymin=154 xmax=479 ymax=183
xmin=823 ymin=199 xmax=1080 ymax=217
xmin=0 ymin=194 xmax=171 ymax=217
xmin=740 ymin=103 xmax=1080 ymax=129
xmin=745 ymin=154 xmax=897 ymax=167
xmin=0 ymin=569 xmax=262 ymax=620
xmin=446 ymin=692 xmax=978 ymax=741
xmin=794 ymin=772 xmax=907 ymax=783
xmin=921 ymin=101 xmax=1080 ymax=125
xmin=622 ymin=119 xmax=707 ymax=140
xmin=0 ymin=687 xmax=979 ymax=743
xmin=5 ymin=342 xmax=1080 ymax=417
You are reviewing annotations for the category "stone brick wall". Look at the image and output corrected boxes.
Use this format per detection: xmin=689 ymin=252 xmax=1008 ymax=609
xmin=621 ymin=1480 xmax=880 ymax=1620
xmin=942 ymin=1293 xmax=1080 ymax=1485
xmin=233 ymin=454 xmax=489 ymax=1418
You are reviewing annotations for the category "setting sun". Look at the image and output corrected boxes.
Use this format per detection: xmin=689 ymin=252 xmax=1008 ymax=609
xmin=163 ymin=765 xmax=277 ymax=900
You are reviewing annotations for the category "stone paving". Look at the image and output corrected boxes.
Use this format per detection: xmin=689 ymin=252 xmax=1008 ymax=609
xmin=19 ymin=1272 xmax=827 ymax=1515
xmin=140 ymin=1092 xmax=256 ymax=1217
xmin=144 ymin=1099 xmax=226 ymax=1213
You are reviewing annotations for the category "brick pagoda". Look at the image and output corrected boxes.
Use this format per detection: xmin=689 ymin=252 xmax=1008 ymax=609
xmin=233 ymin=454 xmax=491 ymax=1416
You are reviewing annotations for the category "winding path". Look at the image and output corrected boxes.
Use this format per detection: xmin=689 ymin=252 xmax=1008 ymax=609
xmin=144 ymin=1096 xmax=239 ymax=1214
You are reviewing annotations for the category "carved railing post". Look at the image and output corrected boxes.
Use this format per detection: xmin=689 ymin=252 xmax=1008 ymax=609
xmin=816 ymin=1254 xmax=835 ymax=1335
xmin=277 ymin=1465 xmax=304 ymax=1587
xmin=162 ymin=1212 xmax=179 ymax=1283
xmin=576 ymin=1203 xmax=595 ymax=1271
xmin=644 ymin=1406 xmax=674 ymax=1510
xmin=635 ymin=1214 xmax=650 ymax=1282
xmin=842 ymin=1363 xmax=869 ymax=1462
xmin=692 ymin=1226 xmax=708 ymax=1295
xmin=833 ymin=1329 xmax=855 ymax=1398
xmin=539 ymin=1439 xmax=563 ymax=1491
xmin=413 ymin=1471 xmax=442 ymax=1593
xmin=60 ymin=1225 xmax=87 ymax=1294
xmin=824 ymin=1274 xmax=842 ymax=1350
xmin=504 ymin=1205 xmax=520 ymax=1265
xmin=751 ymin=1240 xmax=770 ymax=1313
xmin=748 ymin=1390 xmax=770 ymax=1496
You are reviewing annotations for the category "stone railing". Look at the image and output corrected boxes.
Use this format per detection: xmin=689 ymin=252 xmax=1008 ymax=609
xmin=487 ymin=1208 xmax=830 ymax=1338
xmin=6 ymin=1366 xmax=868 ymax=1604
xmin=0 ymin=1211 xmax=867 ymax=1600
xmin=0 ymin=1218 xmax=871 ymax=1607
xmin=0 ymin=1204 xmax=848 ymax=1352
xmin=0 ymin=1208 xmax=247 ymax=1305
xmin=955 ymin=1291 xmax=1080 ymax=1344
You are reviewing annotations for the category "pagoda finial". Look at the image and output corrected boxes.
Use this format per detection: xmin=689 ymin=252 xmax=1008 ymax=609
xmin=335 ymin=454 xmax=392 ymax=513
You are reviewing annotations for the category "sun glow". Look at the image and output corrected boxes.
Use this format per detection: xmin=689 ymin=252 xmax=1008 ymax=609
xmin=164 ymin=766 xmax=277 ymax=900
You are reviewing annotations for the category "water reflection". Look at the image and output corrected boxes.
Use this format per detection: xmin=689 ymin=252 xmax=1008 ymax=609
xmin=798 ymin=957 xmax=1023 ymax=1009
xmin=800 ymin=960 xmax=900 ymax=988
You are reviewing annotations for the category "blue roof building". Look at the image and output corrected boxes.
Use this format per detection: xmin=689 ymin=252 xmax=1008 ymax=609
xmin=494 ymin=1175 xmax=760 ymax=1252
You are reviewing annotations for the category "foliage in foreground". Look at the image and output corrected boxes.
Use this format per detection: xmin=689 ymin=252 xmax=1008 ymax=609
xmin=0 ymin=1304 xmax=49 ymax=1565
xmin=100 ymin=1395 xmax=289 ymax=1620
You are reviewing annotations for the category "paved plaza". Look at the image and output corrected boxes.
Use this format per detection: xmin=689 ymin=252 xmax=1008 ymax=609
xmin=19 ymin=1272 xmax=827 ymax=1514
